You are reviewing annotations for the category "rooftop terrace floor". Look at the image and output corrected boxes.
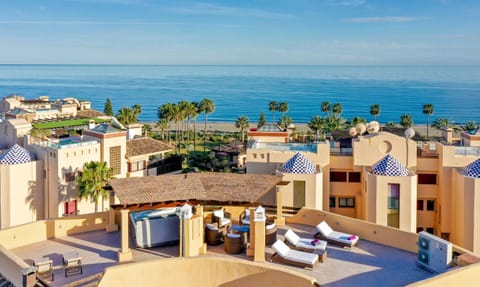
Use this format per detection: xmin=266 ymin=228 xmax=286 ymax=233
xmin=12 ymin=224 xmax=439 ymax=287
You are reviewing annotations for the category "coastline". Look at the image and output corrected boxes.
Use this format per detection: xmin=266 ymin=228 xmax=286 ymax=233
xmin=144 ymin=121 xmax=441 ymax=137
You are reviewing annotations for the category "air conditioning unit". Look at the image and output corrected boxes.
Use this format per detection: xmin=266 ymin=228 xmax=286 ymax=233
xmin=417 ymin=231 xmax=452 ymax=273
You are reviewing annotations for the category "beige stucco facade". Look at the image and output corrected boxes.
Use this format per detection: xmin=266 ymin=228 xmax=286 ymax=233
xmin=0 ymin=161 xmax=43 ymax=229
xmin=248 ymin=131 xmax=480 ymax=255
xmin=0 ymin=118 xmax=32 ymax=148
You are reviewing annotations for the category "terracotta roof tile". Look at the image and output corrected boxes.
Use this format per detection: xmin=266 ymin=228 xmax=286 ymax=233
xmin=110 ymin=173 xmax=282 ymax=205
xmin=126 ymin=137 xmax=174 ymax=157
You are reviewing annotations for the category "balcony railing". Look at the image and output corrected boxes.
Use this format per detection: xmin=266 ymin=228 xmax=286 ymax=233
xmin=455 ymin=146 xmax=480 ymax=157
xmin=330 ymin=147 xmax=353 ymax=156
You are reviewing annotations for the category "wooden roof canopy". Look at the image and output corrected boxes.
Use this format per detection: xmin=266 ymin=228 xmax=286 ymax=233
xmin=110 ymin=173 xmax=285 ymax=209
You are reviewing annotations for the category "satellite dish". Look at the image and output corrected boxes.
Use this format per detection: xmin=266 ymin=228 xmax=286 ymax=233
xmin=356 ymin=123 xmax=366 ymax=135
xmin=405 ymin=128 xmax=415 ymax=139
xmin=367 ymin=121 xmax=380 ymax=134
xmin=349 ymin=127 xmax=358 ymax=137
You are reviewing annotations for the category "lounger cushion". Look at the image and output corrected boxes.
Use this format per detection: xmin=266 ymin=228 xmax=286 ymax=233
xmin=272 ymin=240 xmax=290 ymax=257
xmin=285 ymin=229 xmax=327 ymax=251
xmin=213 ymin=209 xmax=224 ymax=219
xmin=273 ymin=240 xmax=317 ymax=265
xmin=316 ymin=221 xmax=333 ymax=237
xmin=316 ymin=221 xmax=359 ymax=246
xmin=285 ymin=229 xmax=300 ymax=245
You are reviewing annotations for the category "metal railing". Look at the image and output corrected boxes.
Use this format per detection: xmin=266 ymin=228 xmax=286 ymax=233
xmin=330 ymin=147 xmax=353 ymax=156
xmin=455 ymin=146 xmax=480 ymax=157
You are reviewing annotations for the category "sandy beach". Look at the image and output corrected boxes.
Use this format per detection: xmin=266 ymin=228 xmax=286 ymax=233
xmin=145 ymin=121 xmax=442 ymax=137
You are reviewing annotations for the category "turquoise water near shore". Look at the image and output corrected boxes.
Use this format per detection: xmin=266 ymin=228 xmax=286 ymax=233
xmin=0 ymin=65 xmax=479 ymax=124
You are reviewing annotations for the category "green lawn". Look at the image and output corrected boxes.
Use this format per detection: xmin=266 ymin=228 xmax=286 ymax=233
xmin=32 ymin=118 xmax=110 ymax=129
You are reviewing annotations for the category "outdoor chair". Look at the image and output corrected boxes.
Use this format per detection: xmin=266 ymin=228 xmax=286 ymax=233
xmin=270 ymin=240 xmax=319 ymax=269
xmin=224 ymin=233 xmax=245 ymax=254
xmin=265 ymin=222 xmax=277 ymax=245
xmin=205 ymin=224 xmax=224 ymax=245
xmin=62 ymin=251 xmax=83 ymax=277
xmin=239 ymin=208 xmax=251 ymax=225
xmin=212 ymin=208 xmax=232 ymax=229
xmin=35 ymin=257 xmax=54 ymax=281
xmin=314 ymin=221 xmax=359 ymax=248
xmin=284 ymin=229 xmax=327 ymax=262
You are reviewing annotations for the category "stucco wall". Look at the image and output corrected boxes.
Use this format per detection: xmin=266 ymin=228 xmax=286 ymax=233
xmin=0 ymin=161 xmax=43 ymax=229
xmin=407 ymin=263 xmax=480 ymax=287
xmin=97 ymin=257 xmax=318 ymax=287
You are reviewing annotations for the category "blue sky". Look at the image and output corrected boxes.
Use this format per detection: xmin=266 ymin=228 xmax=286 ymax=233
xmin=0 ymin=0 xmax=479 ymax=64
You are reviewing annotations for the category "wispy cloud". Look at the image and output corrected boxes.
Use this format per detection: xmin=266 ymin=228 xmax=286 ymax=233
xmin=0 ymin=19 xmax=243 ymax=28
xmin=66 ymin=0 xmax=141 ymax=5
xmin=325 ymin=0 xmax=366 ymax=7
xmin=168 ymin=3 xmax=294 ymax=19
xmin=344 ymin=16 xmax=424 ymax=23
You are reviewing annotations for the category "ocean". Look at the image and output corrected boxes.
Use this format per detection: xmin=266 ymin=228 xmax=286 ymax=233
xmin=0 ymin=65 xmax=479 ymax=125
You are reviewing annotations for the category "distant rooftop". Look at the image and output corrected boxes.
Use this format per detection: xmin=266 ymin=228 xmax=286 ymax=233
xmin=126 ymin=137 xmax=173 ymax=157
xmin=250 ymin=142 xmax=318 ymax=153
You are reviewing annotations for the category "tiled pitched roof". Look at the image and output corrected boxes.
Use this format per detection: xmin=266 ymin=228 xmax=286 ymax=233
xmin=110 ymin=173 xmax=283 ymax=205
xmin=282 ymin=152 xmax=317 ymax=174
xmin=463 ymin=158 xmax=480 ymax=178
xmin=371 ymin=154 xmax=409 ymax=176
xmin=91 ymin=123 xmax=123 ymax=134
xmin=126 ymin=137 xmax=173 ymax=157
xmin=0 ymin=144 xmax=35 ymax=164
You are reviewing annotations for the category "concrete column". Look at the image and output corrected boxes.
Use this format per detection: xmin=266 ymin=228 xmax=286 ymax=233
xmin=246 ymin=207 xmax=256 ymax=257
xmin=253 ymin=219 xmax=266 ymax=262
xmin=275 ymin=186 xmax=285 ymax=226
xmin=117 ymin=209 xmax=133 ymax=262
xmin=106 ymin=208 xmax=118 ymax=232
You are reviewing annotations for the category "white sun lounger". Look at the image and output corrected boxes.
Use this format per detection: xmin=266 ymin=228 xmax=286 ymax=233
xmin=315 ymin=221 xmax=359 ymax=248
xmin=270 ymin=240 xmax=319 ymax=269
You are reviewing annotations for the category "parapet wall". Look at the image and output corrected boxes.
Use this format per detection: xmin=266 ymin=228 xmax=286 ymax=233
xmin=0 ymin=212 xmax=108 ymax=286
xmin=288 ymin=208 xmax=419 ymax=253
xmin=98 ymin=256 xmax=318 ymax=287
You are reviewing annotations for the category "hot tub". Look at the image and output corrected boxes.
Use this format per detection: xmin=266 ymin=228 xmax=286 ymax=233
xmin=130 ymin=207 xmax=180 ymax=248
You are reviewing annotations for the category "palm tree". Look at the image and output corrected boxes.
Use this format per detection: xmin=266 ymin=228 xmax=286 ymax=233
xmin=422 ymin=104 xmax=434 ymax=138
xmin=277 ymin=115 xmax=293 ymax=130
xmin=235 ymin=116 xmax=249 ymax=142
xmin=171 ymin=103 xmax=182 ymax=152
xmin=158 ymin=103 xmax=175 ymax=145
xmin=386 ymin=121 xmax=396 ymax=127
xmin=462 ymin=121 xmax=477 ymax=133
xmin=308 ymin=116 xmax=324 ymax=140
xmin=278 ymin=102 xmax=289 ymax=118
xmin=268 ymin=101 xmax=278 ymax=123
xmin=76 ymin=161 xmax=113 ymax=212
xmin=156 ymin=118 xmax=169 ymax=140
xmin=350 ymin=116 xmax=366 ymax=127
xmin=332 ymin=103 xmax=343 ymax=118
xmin=432 ymin=118 xmax=459 ymax=131
xmin=370 ymin=104 xmax=380 ymax=121
xmin=258 ymin=112 xmax=266 ymax=129
xmin=116 ymin=106 xmax=134 ymax=126
xmin=324 ymin=115 xmax=346 ymax=133
xmin=400 ymin=114 xmax=414 ymax=128
xmin=200 ymin=98 xmax=215 ymax=152
xmin=321 ymin=101 xmax=331 ymax=116
xmin=132 ymin=104 xmax=142 ymax=120
xmin=191 ymin=102 xmax=200 ymax=150
xmin=178 ymin=100 xmax=190 ymax=144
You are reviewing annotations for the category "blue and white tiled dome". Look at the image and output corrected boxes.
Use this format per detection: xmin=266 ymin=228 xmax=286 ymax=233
xmin=0 ymin=144 xmax=35 ymax=165
xmin=463 ymin=159 xmax=480 ymax=178
xmin=371 ymin=154 xmax=409 ymax=176
xmin=282 ymin=152 xmax=317 ymax=174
